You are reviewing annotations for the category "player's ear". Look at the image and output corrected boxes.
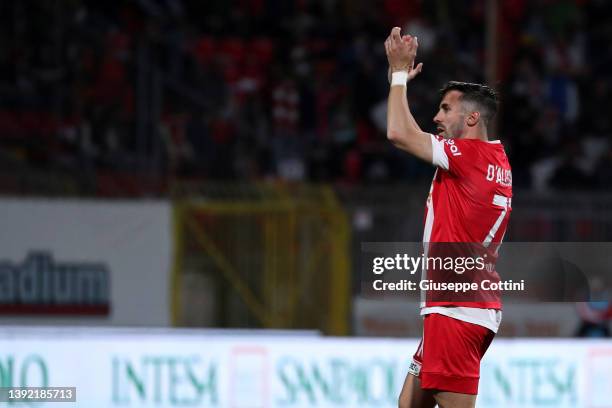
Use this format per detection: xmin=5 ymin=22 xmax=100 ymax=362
xmin=466 ymin=111 xmax=480 ymax=127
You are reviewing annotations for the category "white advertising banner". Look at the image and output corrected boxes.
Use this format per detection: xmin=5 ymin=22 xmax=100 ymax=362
xmin=0 ymin=199 xmax=172 ymax=326
xmin=1 ymin=329 xmax=611 ymax=408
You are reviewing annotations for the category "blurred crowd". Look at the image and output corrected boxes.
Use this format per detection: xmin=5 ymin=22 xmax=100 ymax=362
xmin=1 ymin=0 xmax=611 ymax=193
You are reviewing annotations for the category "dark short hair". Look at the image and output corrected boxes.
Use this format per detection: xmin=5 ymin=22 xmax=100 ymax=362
xmin=440 ymin=81 xmax=499 ymax=125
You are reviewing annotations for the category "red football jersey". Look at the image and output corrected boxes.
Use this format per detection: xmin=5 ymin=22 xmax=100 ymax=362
xmin=423 ymin=135 xmax=513 ymax=309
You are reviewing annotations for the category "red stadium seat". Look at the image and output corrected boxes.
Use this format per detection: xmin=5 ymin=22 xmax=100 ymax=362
xmin=249 ymin=37 xmax=275 ymax=65
xmin=192 ymin=36 xmax=216 ymax=66
xmin=95 ymin=171 xmax=166 ymax=197
xmin=218 ymin=38 xmax=246 ymax=64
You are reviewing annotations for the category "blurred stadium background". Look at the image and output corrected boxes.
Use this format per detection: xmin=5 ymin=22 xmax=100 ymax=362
xmin=1 ymin=0 xmax=611 ymax=407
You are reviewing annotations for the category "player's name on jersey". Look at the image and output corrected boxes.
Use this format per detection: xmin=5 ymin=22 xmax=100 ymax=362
xmin=372 ymin=279 xmax=525 ymax=292
xmin=486 ymin=164 xmax=512 ymax=187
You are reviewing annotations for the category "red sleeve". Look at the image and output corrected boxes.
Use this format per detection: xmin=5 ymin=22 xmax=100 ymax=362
xmin=441 ymin=138 xmax=477 ymax=177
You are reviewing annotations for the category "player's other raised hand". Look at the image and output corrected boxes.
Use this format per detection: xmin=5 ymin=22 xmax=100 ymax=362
xmin=384 ymin=27 xmax=423 ymax=82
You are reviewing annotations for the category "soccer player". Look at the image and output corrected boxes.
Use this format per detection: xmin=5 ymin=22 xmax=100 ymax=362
xmin=384 ymin=27 xmax=513 ymax=408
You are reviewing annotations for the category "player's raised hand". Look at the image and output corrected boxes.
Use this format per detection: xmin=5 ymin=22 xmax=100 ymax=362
xmin=384 ymin=27 xmax=423 ymax=81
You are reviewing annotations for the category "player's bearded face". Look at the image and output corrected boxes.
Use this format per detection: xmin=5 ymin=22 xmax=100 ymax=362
xmin=434 ymin=91 xmax=467 ymax=139
xmin=447 ymin=114 xmax=466 ymax=139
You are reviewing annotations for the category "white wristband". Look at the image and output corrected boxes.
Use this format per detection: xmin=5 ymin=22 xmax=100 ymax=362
xmin=391 ymin=71 xmax=408 ymax=86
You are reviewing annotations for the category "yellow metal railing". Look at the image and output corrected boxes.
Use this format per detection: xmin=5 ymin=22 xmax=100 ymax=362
xmin=171 ymin=183 xmax=350 ymax=335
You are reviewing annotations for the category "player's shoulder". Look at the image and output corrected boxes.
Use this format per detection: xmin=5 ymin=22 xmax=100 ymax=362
xmin=456 ymin=139 xmax=511 ymax=168
xmin=457 ymin=138 xmax=507 ymax=155
xmin=477 ymin=139 xmax=510 ymax=159
xmin=433 ymin=136 xmax=507 ymax=160
xmin=455 ymin=138 xmax=502 ymax=146
xmin=438 ymin=137 xmax=480 ymax=157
